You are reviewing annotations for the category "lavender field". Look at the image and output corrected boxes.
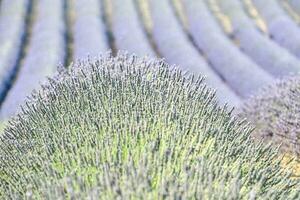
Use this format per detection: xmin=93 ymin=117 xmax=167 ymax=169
xmin=0 ymin=0 xmax=299 ymax=119
xmin=1 ymin=0 xmax=300 ymax=198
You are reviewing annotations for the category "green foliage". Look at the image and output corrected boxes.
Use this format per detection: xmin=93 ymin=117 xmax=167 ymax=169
xmin=0 ymin=121 xmax=7 ymax=134
xmin=241 ymin=76 xmax=300 ymax=156
xmin=0 ymin=53 xmax=299 ymax=199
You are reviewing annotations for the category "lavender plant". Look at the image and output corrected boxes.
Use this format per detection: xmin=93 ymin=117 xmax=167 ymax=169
xmin=252 ymin=0 xmax=300 ymax=58
xmin=109 ymin=0 xmax=155 ymax=57
xmin=0 ymin=53 xmax=299 ymax=199
xmin=182 ymin=0 xmax=274 ymax=98
xmin=147 ymin=0 xmax=241 ymax=107
xmin=241 ymin=76 xmax=300 ymax=156
xmin=71 ymin=0 xmax=109 ymax=60
xmin=216 ymin=0 xmax=300 ymax=77
xmin=0 ymin=0 xmax=29 ymax=101
xmin=0 ymin=0 xmax=66 ymax=119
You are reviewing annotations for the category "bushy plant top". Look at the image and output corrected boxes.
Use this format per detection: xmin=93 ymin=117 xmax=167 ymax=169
xmin=242 ymin=76 xmax=300 ymax=156
xmin=0 ymin=53 xmax=299 ymax=199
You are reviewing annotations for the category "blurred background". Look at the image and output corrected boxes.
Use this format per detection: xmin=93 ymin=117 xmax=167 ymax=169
xmin=0 ymin=0 xmax=300 ymax=121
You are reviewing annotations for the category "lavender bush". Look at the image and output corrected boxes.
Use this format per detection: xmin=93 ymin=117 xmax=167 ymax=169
xmin=217 ymin=0 xmax=300 ymax=77
xmin=0 ymin=0 xmax=29 ymax=101
xmin=148 ymin=0 xmax=241 ymax=106
xmin=0 ymin=0 xmax=65 ymax=119
xmin=183 ymin=0 xmax=274 ymax=98
xmin=0 ymin=53 xmax=299 ymax=199
xmin=241 ymin=76 xmax=300 ymax=156
xmin=252 ymin=0 xmax=300 ymax=58
xmin=110 ymin=0 xmax=155 ymax=57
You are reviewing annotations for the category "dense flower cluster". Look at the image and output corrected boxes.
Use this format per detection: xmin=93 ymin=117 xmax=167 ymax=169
xmin=0 ymin=54 xmax=299 ymax=199
xmin=241 ymin=76 xmax=300 ymax=156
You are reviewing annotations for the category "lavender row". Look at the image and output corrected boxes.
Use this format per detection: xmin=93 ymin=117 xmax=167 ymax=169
xmin=110 ymin=0 xmax=155 ymax=57
xmin=182 ymin=0 xmax=273 ymax=98
xmin=217 ymin=0 xmax=300 ymax=77
xmin=287 ymin=0 xmax=300 ymax=14
xmin=71 ymin=0 xmax=108 ymax=60
xmin=0 ymin=0 xmax=66 ymax=119
xmin=252 ymin=0 xmax=300 ymax=58
xmin=148 ymin=0 xmax=241 ymax=106
xmin=0 ymin=0 xmax=29 ymax=101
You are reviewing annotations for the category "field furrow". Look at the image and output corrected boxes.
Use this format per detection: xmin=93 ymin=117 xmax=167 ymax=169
xmin=252 ymin=0 xmax=300 ymax=58
xmin=0 ymin=0 xmax=66 ymax=119
xmin=109 ymin=0 xmax=156 ymax=57
xmin=287 ymin=0 xmax=300 ymax=14
xmin=216 ymin=0 xmax=300 ymax=77
xmin=182 ymin=0 xmax=274 ymax=98
xmin=70 ymin=0 xmax=109 ymax=60
xmin=0 ymin=0 xmax=30 ymax=103
xmin=147 ymin=0 xmax=241 ymax=106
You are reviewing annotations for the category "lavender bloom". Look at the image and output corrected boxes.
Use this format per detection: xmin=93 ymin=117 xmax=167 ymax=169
xmin=0 ymin=0 xmax=29 ymax=101
xmin=0 ymin=0 xmax=66 ymax=119
xmin=71 ymin=0 xmax=109 ymax=60
xmin=217 ymin=0 xmax=300 ymax=77
xmin=183 ymin=0 xmax=274 ymax=98
xmin=110 ymin=0 xmax=155 ymax=57
xmin=252 ymin=0 xmax=300 ymax=58
xmin=148 ymin=0 xmax=241 ymax=107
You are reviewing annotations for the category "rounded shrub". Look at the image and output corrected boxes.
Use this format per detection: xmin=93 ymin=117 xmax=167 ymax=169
xmin=241 ymin=76 xmax=300 ymax=156
xmin=0 ymin=53 xmax=299 ymax=199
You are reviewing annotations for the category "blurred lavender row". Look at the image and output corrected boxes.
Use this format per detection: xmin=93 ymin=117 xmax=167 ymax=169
xmin=110 ymin=0 xmax=155 ymax=57
xmin=0 ymin=0 xmax=66 ymax=119
xmin=148 ymin=0 xmax=241 ymax=107
xmin=252 ymin=0 xmax=300 ymax=58
xmin=287 ymin=0 xmax=300 ymax=14
xmin=182 ymin=0 xmax=274 ymax=98
xmin=0 ymin=0 xmax=29 ymax=101
xmin=217 ymin=0 xmax=300 ymax=77
xmin=71 ymin=0 xmax=108 ymax=60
